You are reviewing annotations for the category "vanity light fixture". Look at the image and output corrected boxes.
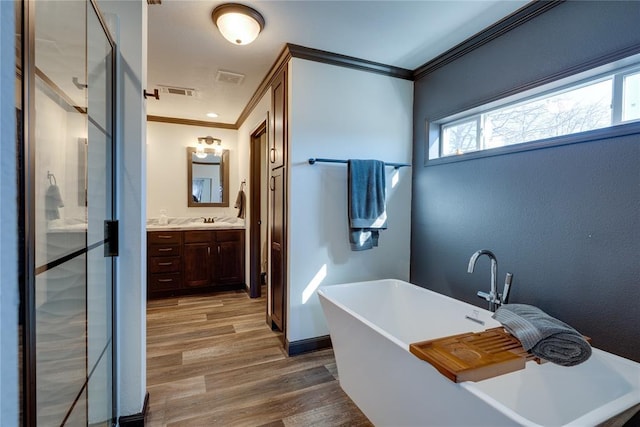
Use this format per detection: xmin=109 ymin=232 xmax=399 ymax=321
xmin=212 ymin=3 xmax=265 ymax=46
xmin=196 ymin=136 xmax=223 ymax=158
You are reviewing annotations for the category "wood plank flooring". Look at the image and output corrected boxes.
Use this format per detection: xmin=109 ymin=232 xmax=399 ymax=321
xmin=146 ymin=289 xmax=373 ymax=427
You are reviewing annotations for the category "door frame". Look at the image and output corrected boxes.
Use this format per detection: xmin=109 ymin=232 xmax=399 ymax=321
xmin=19 ymin=0 xmax=118 ymax=423
xmin=249 ymin=119 xmax=267 ymax=298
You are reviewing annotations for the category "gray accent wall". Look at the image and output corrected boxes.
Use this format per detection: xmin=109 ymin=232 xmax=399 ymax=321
xmin=411 ymin=1 xmax=640 ymax=362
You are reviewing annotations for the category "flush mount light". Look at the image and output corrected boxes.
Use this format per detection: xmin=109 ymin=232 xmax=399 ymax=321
xmin=206 ymin=112 xmax=219 ymax=118
xmin=212 ymin=3 xmax=265 ymax=46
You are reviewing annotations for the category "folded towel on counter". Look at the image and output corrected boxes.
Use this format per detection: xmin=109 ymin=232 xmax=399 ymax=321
xmin=347 ymin=159 xmax=387 ymax=251
xmin=234 ymin=189 xmax=246 ymax=219
xmin=492 ymin=304 xmax=591 ymax=367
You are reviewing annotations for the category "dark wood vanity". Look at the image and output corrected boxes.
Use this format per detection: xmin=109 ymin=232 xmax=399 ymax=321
xmin=147 ymin=229 xmax=245 ymax=299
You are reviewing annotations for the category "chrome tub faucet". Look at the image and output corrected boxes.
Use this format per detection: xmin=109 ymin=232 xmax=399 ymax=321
xmin=467 ymin=249 xmax=513 ymax=312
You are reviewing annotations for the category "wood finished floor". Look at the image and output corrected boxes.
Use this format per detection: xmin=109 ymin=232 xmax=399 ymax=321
xmin=146 ymin=289 xmax=373 ymax=427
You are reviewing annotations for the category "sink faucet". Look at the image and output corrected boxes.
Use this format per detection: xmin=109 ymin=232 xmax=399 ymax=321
xmin=468 ymin=250 xmax=513 ymax=312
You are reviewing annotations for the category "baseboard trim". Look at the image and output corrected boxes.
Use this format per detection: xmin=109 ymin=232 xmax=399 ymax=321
xmin=286 ymin=335 xmax=332 ymax=356
xmin=148 ymin=283 xmax=245 ymax=300
xmin=118 ymin=392 xmax=149 ymax=427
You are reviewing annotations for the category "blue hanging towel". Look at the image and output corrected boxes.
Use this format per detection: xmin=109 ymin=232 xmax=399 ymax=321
xmin=347 ymin=159 xmax=387 ymax=251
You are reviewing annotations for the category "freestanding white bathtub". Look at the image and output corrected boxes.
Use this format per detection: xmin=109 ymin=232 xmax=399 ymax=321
xmin=318 ymin=279 xmax=640 ymax=427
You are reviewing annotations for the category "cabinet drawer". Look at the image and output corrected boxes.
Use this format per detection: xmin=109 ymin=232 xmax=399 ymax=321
xmin=184 ymin=230 xmax=212 ymax=243
xmin=148 ymin=231 xmax=183 ymax=244
xmin=149 ymin=256 xmax=181 ymax=273
xmin=149 ymin=244 xmax=181 ymax=257
xmin=215 ymin=229 xmax=243 ymax=242
xmin=149 ymin=272 xmax=182 ymax=291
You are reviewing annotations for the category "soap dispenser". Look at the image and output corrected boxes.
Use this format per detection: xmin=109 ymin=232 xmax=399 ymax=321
xmin=158 ymin=209 xmax=168 ymax=225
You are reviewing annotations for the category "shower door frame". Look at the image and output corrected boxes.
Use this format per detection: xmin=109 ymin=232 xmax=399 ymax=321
xmin=20 ymin=0 xmax=118 ymax=424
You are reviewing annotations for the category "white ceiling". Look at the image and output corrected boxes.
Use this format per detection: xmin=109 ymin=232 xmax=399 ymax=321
xmin=147 ymin=0 xmax=529 ymax=125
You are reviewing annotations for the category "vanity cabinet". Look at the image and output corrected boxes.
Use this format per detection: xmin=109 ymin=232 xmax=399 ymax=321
xmin=183 ymin=231 xmax=215 ymax=288
xmin=216 ymin=230 xmax=245 ymax=285
xmin=147 ymin=229 xmax=245 ymax=298
xmin=148 ymin=231 xmax=183 ymax=293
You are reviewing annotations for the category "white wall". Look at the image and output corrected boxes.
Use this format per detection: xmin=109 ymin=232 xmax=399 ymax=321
xmin=146 ymin=122 xmax=239 ymax=218
xmin=287 ymin=58 xmax=413 ymax=342
xmin=97 ymin=0 xmax=147 ymax=419
xmin=0 ymin=0 xmax=18 ymax=423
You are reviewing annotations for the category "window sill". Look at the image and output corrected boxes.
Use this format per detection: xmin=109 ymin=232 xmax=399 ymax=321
xmin=425 ymin=121 xmax=640 ymax=167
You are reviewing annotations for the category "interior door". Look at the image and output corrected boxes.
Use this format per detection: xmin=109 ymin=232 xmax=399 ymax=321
xmin=270 ymin=169 xmax=285 ymax=331
xmin=27 ymin=0 xmax=115 ymax=424
xmin=269 ymin=67 xmax=287 ymax=333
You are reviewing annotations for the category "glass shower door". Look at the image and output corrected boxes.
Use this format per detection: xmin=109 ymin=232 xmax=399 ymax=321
xmin=30 ymin=0 xmax=114 ymax=425
xmin=86 ymin=4 xmax=114 ymax=425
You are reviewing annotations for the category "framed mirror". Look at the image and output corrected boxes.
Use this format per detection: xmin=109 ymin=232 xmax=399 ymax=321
xmin=187 ymin=147 xmax=229 ymax=207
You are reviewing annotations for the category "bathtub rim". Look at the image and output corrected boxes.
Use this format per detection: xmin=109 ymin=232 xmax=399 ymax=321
xmin=317 ymin=278 xmax=640 ymax=427
xmin=459 ymin=347 xmax=640 ymax=427
xmin=317 ymin=278 xmax=500 ymax=349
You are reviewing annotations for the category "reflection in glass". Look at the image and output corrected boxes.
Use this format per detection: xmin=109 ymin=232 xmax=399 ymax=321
xmin=36 ymin=256 xmax=87 ymax=426
xmin=32 ymin=0 xmax=114 ymax=425
xmin=187 ymin=148 xmax=229 ymax=207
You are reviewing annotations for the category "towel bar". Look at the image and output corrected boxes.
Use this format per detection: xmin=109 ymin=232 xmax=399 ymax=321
xmin=308 ymin=158 xmax=410 ymax=169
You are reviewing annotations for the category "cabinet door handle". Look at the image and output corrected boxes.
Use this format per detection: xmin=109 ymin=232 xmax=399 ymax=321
xmin=269 ymin=147 xmax=276 ymax=163
xmin=157 ymin=235 xmax=172 ymax=239
xmin=208 ymin=246 xmax=211 ymax=256
xmin=269 ymin=176 xmax=275 ymax=191
xmin=218 ymin=245 xmax=221 ymax=254
xmin=158 ymin=248 xmax=173 ymax=252
xmin=158 ymin=278 xmax=173 ymax=283
xmin=158 ymin=262 xmax=172 ymax=266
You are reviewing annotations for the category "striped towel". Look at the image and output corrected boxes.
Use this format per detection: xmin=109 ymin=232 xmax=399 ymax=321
xmin=492 ymin=304 xmax=592 ymax=367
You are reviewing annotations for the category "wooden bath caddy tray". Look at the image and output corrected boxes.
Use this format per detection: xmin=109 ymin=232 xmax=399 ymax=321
xmin=409 ymin=327 xmax=544 ymax=383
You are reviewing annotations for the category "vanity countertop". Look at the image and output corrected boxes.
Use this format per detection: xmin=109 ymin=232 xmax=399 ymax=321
xmin=147 ymin=223 xmax=245 ymax=231
xmin=146 ymin=216 xmax=245 ymax=231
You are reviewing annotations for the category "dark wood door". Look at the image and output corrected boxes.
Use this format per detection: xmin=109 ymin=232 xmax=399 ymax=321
xmin=270 ymin=169 xmax=285 ymax=331
xmin=270 ymin=69 xmax=286 ymax=169
xmin=183 ymin=242 xmax=211 ymax=287
xmin=215 ymin=230 xmax=245 ymax=285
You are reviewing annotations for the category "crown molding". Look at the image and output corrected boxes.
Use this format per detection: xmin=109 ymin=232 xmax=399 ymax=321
xmin=234 ymin=44 xmax=292 ymax=129
xmin=147 ymin=115 xmax=237 ymax=129
xmin=286 ymin=43 xmax=413 ymax=81
xmin=413 ymin=0 xmax=564 ymax=80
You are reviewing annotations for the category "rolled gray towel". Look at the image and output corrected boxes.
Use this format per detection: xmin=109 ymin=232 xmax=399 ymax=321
xmin=492 ymin=304 xmax=592 ymax=367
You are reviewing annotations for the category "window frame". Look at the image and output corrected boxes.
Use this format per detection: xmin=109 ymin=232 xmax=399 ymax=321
xmin=427 ymin=54 xmax=640 ymax=165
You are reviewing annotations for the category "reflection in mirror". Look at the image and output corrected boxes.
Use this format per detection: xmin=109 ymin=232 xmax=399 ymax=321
xmin=187 ymin=147 xmax=229 ymax=207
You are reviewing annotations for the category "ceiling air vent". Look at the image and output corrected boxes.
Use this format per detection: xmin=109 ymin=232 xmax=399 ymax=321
xmin=216 ymin=70 xmax=245 ymax=85
xmin=158 ymin=85 xmax=196 ymax=97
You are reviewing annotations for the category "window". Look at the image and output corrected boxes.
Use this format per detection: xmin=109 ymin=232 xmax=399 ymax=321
xmin=623 ymin=71 xmax=640 ymax=122
xmin=434 ymin=60 xmax=640 ymax=159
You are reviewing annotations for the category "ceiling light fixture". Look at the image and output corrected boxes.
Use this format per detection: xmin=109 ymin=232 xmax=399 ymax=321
xmin=212 ymin=3 xmax=265 ymax=46
xmin=197 ymin=136 xmax=223 ymax=158
xmin=206 ymin=112 xmax=219 ymax=118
